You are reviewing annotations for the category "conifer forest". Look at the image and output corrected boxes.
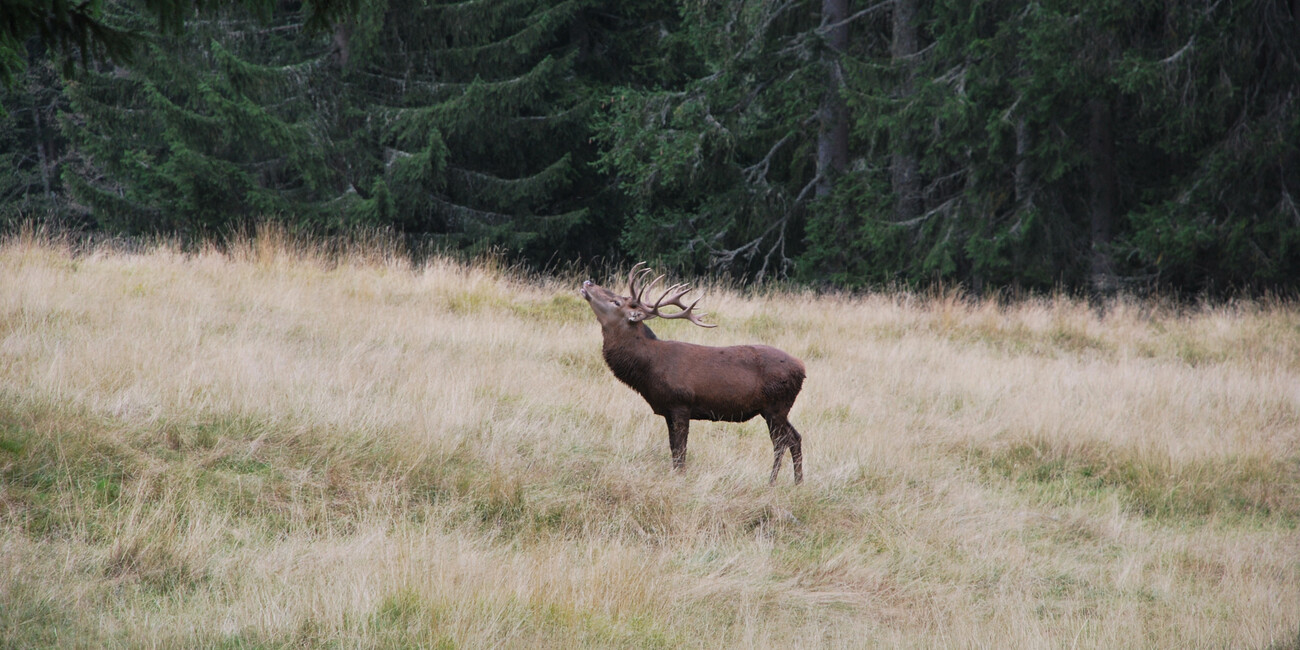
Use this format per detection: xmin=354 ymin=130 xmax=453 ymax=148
xmin=4 ymin=0 xmax=1300 ymax=294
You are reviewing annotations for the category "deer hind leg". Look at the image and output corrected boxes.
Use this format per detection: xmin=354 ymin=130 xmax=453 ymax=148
xmin=759 ymin=413 xmax=800 ymax=486
xmin=787 ymin=422 xmax=804 ymax=484
xmin=769 ymin=445 xmax=786 ymax=485
xmin=765 ymin=414 xmax=803 ymax=485
xmin=664 ymin=412 xmax=690 ymax=471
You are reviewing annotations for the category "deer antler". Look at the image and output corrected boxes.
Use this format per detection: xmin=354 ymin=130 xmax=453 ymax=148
xmin=626 ymin=262 xmax=716 ymax=328
xmin=628 ymin=262 xmax=657 ymax=300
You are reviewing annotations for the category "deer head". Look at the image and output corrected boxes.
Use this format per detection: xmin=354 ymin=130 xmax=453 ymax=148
xmin=580 ymin=262 xmax=717 ymax=330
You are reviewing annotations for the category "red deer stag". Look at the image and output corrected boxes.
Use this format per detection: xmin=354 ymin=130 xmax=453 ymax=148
xmin=579 ymin=263 xmax=806 ymax=484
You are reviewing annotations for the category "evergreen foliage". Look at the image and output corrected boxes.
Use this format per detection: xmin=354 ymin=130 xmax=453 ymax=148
xmin=0 ymin=0 xmax=356 ymax=87
xmin=3 ymin=0 xmax=1300 ymax=295
xmin=358 ymin=0 xmax=594 ymax=256
xmin=0 ymin=46 xmax=72 ymax=224
xmin=595 ymin=0 xmax=843 ymax=281
xmin=802 ymin=0 xmax=1300 ymax=293
xmin=60 ymin=0 xmax=341 ymax=235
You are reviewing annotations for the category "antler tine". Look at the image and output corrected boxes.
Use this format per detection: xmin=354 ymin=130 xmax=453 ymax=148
xmin=644 ymin=283 xmax=717 ymax=328
xmin=652 ymin=282 xmax=690 ymax=309
xmin=633 ymin=269 xmax=656 ymax=299
xmin=637 ymin=274 xmax=666 ymax=304
xmin=659 ymin=296 xmax=717 ymax=328
xmin=627 ymin=261 xmax=649 ymax=296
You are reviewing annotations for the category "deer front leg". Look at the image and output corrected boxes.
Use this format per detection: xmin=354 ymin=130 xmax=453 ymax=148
xmin=664 ymin=411 xmax=690 ymax=471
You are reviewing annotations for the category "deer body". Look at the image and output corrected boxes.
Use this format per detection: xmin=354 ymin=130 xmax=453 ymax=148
xmin=602 ymin=333 xmax=803 ymax=423
xmin=581 ymin=264 xmax=806 ymax=484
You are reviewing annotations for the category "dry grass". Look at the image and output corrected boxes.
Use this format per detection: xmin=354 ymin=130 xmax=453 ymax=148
xmin=1 ymin=225 xmax=1298 ymax=648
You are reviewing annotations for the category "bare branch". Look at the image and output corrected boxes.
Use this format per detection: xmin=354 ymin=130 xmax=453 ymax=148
xmin=1160 ymin=35 xmax=1196 ymax=65
xmin=794 ymin=172 xmax=824 ymax=204
xmin=744 ymin=133 xmax=794 ymax=186
xmin=816 ymin=0 xmax=893 ymax=36
xmin=894 ymin=195 xmax=960 ymax=228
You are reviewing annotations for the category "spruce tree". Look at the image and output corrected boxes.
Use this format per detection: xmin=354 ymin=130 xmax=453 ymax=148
xmin=1116 ymin=0 xmax=1300 ymax=292
xmin=61 ymin=0 xmax=344 ymax=235
xmin=351 ymin=0 xmax=596 ymax=257
xmin=58 ymin=0 xmax=641 ymax=259
xmin=1 ymin=0 xmax=358 ymax=87
xmin=804 ymin=0 xmax=1300 ymax=294
xmin=0 ymin=43 xmax=72 ymax=225
xmin=596 ymin=0 xmax=879 ymax=282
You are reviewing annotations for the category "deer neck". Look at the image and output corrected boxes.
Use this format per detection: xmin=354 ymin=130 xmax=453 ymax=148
xmin=600 ymin=322 xmax=659 ymax=387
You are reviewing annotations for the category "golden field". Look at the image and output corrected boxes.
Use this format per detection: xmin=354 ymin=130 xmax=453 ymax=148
xmin=1 ymin=227 xmax=1298 ymax=648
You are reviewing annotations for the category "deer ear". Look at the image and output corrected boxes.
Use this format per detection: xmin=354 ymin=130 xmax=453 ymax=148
xmin=628 ymin=310 xmax=646 ymax=322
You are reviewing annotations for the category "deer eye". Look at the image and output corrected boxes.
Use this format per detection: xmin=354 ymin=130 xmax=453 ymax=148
xmin=611 ymin=300 xmax=621 ymax=306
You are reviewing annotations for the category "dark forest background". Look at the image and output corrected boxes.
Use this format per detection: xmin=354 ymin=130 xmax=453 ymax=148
xmin=3 ymin=0 xmax=1299 ymax=294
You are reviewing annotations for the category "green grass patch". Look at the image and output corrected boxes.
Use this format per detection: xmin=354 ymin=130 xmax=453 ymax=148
xmin=369 ymin=589 xmax=675 ymax=649
xmin=0 ymin=581 xmax=86 ymax=648
xmin=371 ymin=588 xmax=458 ymax=648
xmin=937 ymin=319 xmax=1114 ymax=358
xmin=510 ymin=293 xmax=587 ymax=323
xmin=1047 ymin=324 xmax=1111 ymax=355
xmin=968 ymin=439 xmax=1300 ymax=524
xmin=442 ymin=286 xmax=510 ymax=316
xmin=552 ymin=349 xmax=608 ymax=378
xmin=1266 ymin=628 xmax=1300 ymax=650
xmin=0 ymin=423 xmax=29 ymax=454
xmin=0 ymin=400 xmax=471 ymax=544
xmin=0 ymin=407 xmax=140 ymax=539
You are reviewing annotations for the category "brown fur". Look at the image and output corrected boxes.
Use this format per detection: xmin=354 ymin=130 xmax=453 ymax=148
xmin=580 ymin=278 xmax=806 ymax=484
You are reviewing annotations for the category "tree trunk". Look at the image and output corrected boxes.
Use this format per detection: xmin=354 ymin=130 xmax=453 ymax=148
xmin=1014 ymin=115 xmax=1033 ymax=207
xmin=890 ymin=0 xmax=922 ymax=221
xmin=32 ymin=96 xmax=52 ymax=200
xmin=333 ymin=22 xmax=352 ymax=68
xmin=1087 ymin=98 xmax=1117 ymax=294
xmin=815 ymin=0 xmax=849 ymax=199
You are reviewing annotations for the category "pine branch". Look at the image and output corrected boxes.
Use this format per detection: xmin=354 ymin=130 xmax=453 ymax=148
xmin=428 ymin=194 xmax=512 ymax=227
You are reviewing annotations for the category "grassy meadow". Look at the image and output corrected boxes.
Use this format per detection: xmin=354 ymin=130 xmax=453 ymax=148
xmin=2 ymin=227 xmax=1298 ymax=648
